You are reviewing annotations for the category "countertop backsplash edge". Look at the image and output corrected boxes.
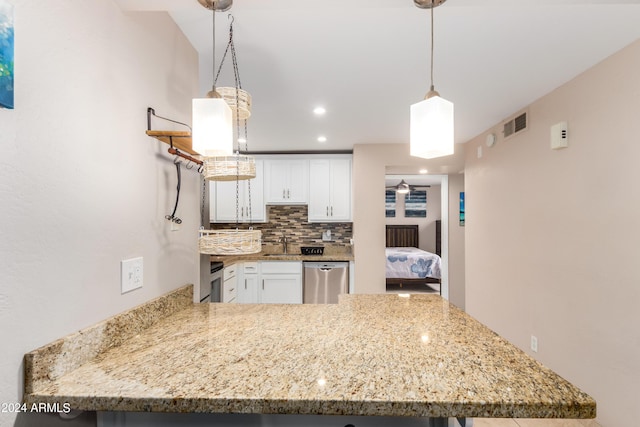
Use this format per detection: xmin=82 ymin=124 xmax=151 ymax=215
xmin=23 ymin=284 xmax=193 ymax=394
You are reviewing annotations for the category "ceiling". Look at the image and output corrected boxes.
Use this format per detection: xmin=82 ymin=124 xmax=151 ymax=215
xmin=118 ymin=0 xmax=640 ymax=153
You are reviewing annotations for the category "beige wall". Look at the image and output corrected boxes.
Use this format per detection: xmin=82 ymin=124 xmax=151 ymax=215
xmin=352 ymin=143 xmax=465 ymax=299
xmin=464 ymin=39 xmax=640 ymax=427
xmin=447 ymin=174 xmax=465 ymax=309
xmin=0 ymin=2 xmax=200 ymax=426
xmin=385 ymin=185 xmax=441 ymax=254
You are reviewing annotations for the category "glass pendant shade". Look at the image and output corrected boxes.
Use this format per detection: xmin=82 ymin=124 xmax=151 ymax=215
xmin=410 ymin=94 xmax=454 ymax=159
xmin=192 ymin=98 xmax=233 ymax=157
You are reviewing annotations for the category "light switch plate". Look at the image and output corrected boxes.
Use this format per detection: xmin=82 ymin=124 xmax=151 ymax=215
xmin=121 ymin=257 xmax=143 ymax=294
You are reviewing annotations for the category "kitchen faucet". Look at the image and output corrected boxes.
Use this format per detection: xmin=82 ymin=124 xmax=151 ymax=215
xmin=279 ymin=233 xmax=288 ymax=254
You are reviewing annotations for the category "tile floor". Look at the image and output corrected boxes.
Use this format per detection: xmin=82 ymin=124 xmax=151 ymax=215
xmin=473 ymin=419 xmax=600 ymax=427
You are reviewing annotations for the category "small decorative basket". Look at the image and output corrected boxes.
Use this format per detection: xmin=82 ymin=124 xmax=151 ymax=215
xmin=198 ymin=229 xmax=262 ymax=255
xmin=217 ymin=87 xmax=252 ymax=120
xmin=203 ymin=155 xmax=256 ymax=181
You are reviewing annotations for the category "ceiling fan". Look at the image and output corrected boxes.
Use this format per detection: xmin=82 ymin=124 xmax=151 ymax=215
xmin=386 ymin=179 xmax=431 ymax=194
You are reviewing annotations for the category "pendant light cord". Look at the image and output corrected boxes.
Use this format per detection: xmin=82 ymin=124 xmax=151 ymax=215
xmin=211 ymin=1 xmax=216 ymax=92
xmin=430 ymin=0 xmax=435 ymax=92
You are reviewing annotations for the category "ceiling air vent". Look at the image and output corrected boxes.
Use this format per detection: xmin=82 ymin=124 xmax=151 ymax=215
xmin=503 ymin=110 xmax=528 ymax=140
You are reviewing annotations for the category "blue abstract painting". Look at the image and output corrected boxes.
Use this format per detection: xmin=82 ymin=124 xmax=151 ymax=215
xmin=459 ymin=191 xmax=465 ymax=226
xmin=405 ymin=190 xmax=426 ymax=218
xmin=0 ymin=1 xmax=14 ymax=110
xmin=385 ymin=190 xmax=396 ymax=218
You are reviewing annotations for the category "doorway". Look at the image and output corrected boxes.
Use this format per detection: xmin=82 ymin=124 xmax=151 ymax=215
xmin=384 ymin=174 xmax=449 ymax=299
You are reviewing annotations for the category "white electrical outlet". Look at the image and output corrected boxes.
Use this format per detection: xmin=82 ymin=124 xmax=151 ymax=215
xmin=530 ymin=335 xmax=538 ymax=353
xmin=121 ymin=257 xmax=143 ymax=294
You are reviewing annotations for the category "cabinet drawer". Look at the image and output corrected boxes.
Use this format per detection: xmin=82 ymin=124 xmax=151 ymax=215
xmin=223 ymin=279 xmax=237 ymax=303
xmin=260 ymin=261 xmax=301 ymax=274
xmin=243 ymin=262 xmax=258 ymax=274
xmin=224 ymin=265 xmax=237 ymax=280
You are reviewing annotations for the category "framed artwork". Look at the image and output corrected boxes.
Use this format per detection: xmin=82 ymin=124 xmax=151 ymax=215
xmin=459 ymin=191 xmax=465 ymax=226
xmin=0 ymin=0 xmax=14 ymax=110
xmin=405 ymin=190 xmax=426 ymax=218
xmin=385 ymin=190 xmax=396 ymax=218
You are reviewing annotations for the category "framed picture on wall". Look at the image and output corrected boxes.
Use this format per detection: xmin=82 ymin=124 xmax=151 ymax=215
xmin=405 ymin=190 xmax=426 ymax=218
xmin=385 ymin=190 xmax=396 ymax=217
xmin=0 ymin=0 xmax=14 ymax=110
xmin=459 ymin=191 xmax=465 ymax=226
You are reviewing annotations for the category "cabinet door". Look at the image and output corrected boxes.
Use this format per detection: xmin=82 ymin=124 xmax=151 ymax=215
xmin=264 ymin=160 xmax=308 ymax=204
xmin=214 ymin=180 xmax=242 ymax=222
xmin=308 ymin=160 xmax=332 ymax=221
xmin=327 ymin=158 xmax=351 ymax=221
xmin=237 ymin=274 xmax=258 ymax=303
xmin=286 ymin=160 xmax=309 ymax=203
xmin=264 ymin=160 xmax=289 ymax=203
xmin=213 ymin=160 xmax=265 ymax=223
xmin=244 ymin=160 xmax=265 ymax=222
xmin=260 ymin=275 xmax=302 ymax=304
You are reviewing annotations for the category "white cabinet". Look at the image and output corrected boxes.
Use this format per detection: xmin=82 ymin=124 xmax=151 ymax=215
xmin=211 ymin=160 xmax=265 ymax=223
xmin=238 ymin=262 xmax=259 ymax=303
xmin=235 ymin=261 xmax=302 ymax=304
xmin=264 ymin=159 xmax=308 ymax=204
xmin=260 ymin=274 xmax=302 ymax=304
xmin=259 ymin=261 xmax=302 ymax=304
xmin=222 ymin=265 xmax=237 ymax=303
xmin=308 ymin=158 xmax=351 ymax=222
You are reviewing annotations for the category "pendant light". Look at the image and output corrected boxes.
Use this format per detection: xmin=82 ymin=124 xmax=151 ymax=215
xmin=192 ymin=0 xmax=233 ymax=158
xmin=410 ymin=0 xmax=454 ymax=159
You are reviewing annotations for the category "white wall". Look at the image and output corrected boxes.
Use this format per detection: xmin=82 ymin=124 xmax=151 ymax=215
xmin=0 ymin=1 xmax=199 ymax=426
xmin=464 ymin=38 xmax=640 ymax=427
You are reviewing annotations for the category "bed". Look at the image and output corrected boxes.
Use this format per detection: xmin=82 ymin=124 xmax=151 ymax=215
xmin=386 ymin=222 xmax=442 ymax=293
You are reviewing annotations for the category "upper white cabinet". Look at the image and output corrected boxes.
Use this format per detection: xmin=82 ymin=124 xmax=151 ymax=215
xmin=211 ymin=160 xmax=265 ymax=223
xmin=264 ymin=159 xmax=309 ymax=204
xmin=308 ymin=158 xmax=351 ymax=222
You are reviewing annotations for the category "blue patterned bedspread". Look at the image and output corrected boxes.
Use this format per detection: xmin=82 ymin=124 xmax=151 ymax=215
xmin=385 ymin=247 xmax=441 ymax=279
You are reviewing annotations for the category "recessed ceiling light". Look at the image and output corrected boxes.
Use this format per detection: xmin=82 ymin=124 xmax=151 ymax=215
xmin=317 ymin=136 xmax=327 ymax=143
xmin=419 ymin=169 xmax=428 ymax=174
xmin=313 ymin=106 xmax=326 ymax=115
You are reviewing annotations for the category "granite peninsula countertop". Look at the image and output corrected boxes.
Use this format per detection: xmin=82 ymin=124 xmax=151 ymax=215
xmin=23 ymin=286 xmax=595 ymax=419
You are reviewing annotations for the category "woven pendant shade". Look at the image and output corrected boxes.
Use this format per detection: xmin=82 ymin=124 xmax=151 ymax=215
xmin=203 ymin=154 xmax=256 ymax=181
xmin=217 ymin=87 xmax=251 ymax=120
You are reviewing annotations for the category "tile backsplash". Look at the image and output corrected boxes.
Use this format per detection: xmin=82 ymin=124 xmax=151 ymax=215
xmin=212 ymin=205 xmax=352 ymax=246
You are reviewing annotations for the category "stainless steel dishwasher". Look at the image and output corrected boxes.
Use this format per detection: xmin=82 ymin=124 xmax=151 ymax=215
xmin=303 ymin=262 xmax=349 ymax=304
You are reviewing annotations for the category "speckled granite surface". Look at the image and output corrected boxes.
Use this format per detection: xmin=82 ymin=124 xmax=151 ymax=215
xmin=23 ymin=292 xmax=595 ymax=419
xmin=24 ymin=285 xmax=193 ymax=395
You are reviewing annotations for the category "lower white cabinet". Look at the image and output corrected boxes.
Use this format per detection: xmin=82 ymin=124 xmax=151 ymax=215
xmin=222 ymin=265 xmax=237 ymax=303
xmin=238 ymin=262 xmax=259 ymax=303
xmin=237 ymin=261 xmax=302 ymax=304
